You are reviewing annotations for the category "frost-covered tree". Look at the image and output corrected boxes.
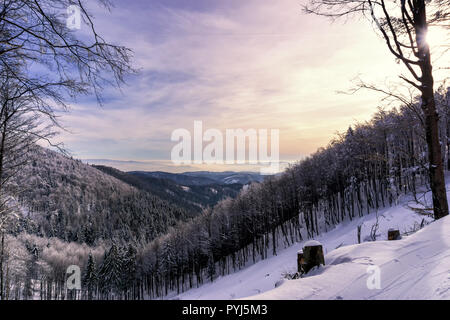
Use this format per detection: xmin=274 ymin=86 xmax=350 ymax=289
xmin=97 ymin=244 xmax=123 ymax=299
xmin=135 ymin=89 xmax=449 ymax=298
xmin=303 ymin=0 xmax=449 ymax=219
xmin=0 ymin=0 xmax=134 ymax=300
xmin=83 ymin=253 xmax=97 ymax=300
xmin=121 ymin=244 xmax=137 ymax=299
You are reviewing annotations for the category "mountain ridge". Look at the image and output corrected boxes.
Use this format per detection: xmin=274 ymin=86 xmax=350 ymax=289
xmin=129 ymin=170 xmax=266 ymax=186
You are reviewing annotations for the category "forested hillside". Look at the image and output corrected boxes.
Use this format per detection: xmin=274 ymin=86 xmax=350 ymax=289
xmin=135 ymin=87 xmax=450 ymax=298
xmin=1 ymin=0 xmax=448 ymax=305
xmin=7 ymin=146 xmax=189 ymax=245
xmin=132 ymin=171 xmax=265 ymax=186
xmin=2 ymin=88 xmax=448 ymax=300
xmin=94 ymin=166 xmax=244 ymax=215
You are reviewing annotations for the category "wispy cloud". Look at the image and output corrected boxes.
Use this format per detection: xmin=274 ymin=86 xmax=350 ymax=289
xmin=55 ymin=0 xmax=447 ymax=172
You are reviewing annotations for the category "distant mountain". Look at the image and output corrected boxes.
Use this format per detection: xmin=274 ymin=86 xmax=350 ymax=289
xmin=184 ymin=171 xmax=267 ymax=185
xmin=129 ymin=170 xmax=266 ymax=186
xmin=96 ymin=167 xmax=245 ymax=214
xmin=129 ymin=171 xmax=218 ymax=186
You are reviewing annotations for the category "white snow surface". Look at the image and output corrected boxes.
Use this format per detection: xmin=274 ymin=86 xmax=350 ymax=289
xmin=175 ymin=184 xmax=450 ymax=300
xmin=303 ymin=240 xmax=322 ymax=247
xmin=249 ymin=214 xmax=450 ymax=300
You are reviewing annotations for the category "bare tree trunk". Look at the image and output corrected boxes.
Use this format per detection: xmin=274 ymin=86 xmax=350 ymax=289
xmin=0 ymin=104 xmax=7 ymax=301
xmin=415 ymin=0 xmax=449 ymax=219
xmin=422 ymin=94 xmax=449 ymax=219
xmin=0 ymin=232 xmax=4 ymax=300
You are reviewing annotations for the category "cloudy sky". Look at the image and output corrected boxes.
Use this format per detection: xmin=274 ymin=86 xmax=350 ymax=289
xmin=56 ymin=0 xmax=448 ymax=173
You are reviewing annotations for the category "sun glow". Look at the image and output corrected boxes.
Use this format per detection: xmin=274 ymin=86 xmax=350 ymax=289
xmin=425 ymin=27 xmax=449 ymax=49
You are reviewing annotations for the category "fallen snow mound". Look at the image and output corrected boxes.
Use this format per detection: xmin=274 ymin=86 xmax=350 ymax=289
xmin=247 ymin=215 xmax=450 ymax=300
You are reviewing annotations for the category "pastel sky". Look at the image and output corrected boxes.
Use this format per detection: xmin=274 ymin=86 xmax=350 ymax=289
xmin=55 ymin=0 xmax=449 ymax=173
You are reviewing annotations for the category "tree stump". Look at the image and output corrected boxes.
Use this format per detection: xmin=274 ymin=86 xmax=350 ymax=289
xmin=388 ymin=229 xmax=400 ymax=240
xmin=298 ymin=240 xmax=325 ymax=274
xmin=297 ymin=250 xmax=305 ymax=274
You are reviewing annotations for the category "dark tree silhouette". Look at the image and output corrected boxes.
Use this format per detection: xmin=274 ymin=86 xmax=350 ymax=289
xmin=0 ymin=0 xmax=135 ymax=106
xmin=303 ymin=0 xmax=449 ymax=219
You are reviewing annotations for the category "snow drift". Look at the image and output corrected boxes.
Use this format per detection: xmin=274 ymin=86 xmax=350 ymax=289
xmin=248 ymin=214 xmax=450 ymax=300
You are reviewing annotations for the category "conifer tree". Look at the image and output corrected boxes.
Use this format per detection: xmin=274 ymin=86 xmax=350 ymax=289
xmin=83 ymin=253 xmax=97 ymax=300
xmin=97 ymin=244 xmax=123 ymax=299
xmin=122 ymin=244 xmax=137 ymax=299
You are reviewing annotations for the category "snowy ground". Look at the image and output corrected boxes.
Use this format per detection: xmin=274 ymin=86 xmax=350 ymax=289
xmin=176 ymin=184 xmax=450 ymax=300
xmin=249 ymin=214 xmax=450 ymax=300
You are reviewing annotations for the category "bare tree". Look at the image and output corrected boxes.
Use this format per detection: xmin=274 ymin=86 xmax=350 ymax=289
xmin=303 ymin=0 xmax=449 ymax=219
xmin=370 ymin=211 xmax=380 ymax=241
xmin=0 ymin=0 xmax=135 ymax=107
xmin=0 ymin=0 xmax=134 ymax=299
xmin=0 ymin=63 xmax=66 ymax=299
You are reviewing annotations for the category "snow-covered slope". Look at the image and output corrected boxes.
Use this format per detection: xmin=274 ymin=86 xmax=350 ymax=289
xmin=249 ymin=213 xmax=450 ymax=300
xmin=176 ymin=185 xmax=450 ymax=300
